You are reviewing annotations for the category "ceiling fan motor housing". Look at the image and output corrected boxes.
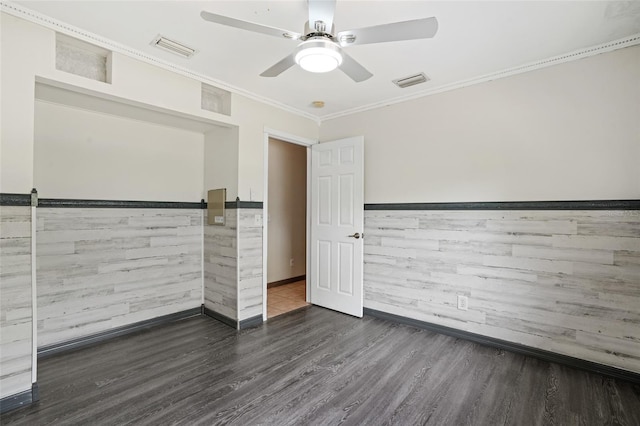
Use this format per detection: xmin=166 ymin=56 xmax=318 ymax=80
xmin=304 ymin=20 xmax=336 ymax=38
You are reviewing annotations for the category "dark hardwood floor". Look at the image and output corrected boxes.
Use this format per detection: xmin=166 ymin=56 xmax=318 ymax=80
xmin=2 ymin=307 xmax=639 ymax=425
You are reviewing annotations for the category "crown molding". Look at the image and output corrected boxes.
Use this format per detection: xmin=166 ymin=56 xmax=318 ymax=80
xmin=319 ymin=33 xmax=640 ymax=122
xmin=3 ymin=1 xmax=638 ymax=126
xmin=0 ymin=1 xmax=321 ymax=125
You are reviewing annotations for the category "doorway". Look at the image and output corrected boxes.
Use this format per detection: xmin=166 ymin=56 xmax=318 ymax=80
xmin=265 ymin=137 xmax=309 ymax=318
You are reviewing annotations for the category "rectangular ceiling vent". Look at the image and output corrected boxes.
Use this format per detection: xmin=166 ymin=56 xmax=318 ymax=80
xmin=151 ymin=35 xmax=196 ymax=58
xmin=393 ymin=72 xmax=430 ymax=89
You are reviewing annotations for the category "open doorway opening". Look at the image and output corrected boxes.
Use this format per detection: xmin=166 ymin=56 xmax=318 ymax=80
xmin=266 ymin=137 xmax=309 ymax=318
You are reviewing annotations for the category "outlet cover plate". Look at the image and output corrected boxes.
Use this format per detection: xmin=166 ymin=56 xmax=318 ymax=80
xmin=457 ymin=295 xmax=469 ymax=311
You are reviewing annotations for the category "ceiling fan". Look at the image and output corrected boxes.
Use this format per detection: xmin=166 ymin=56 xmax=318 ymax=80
xmin=201 ymin=0 xmax=438 ymax=82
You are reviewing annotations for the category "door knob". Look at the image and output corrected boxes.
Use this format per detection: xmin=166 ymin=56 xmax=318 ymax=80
xmin=348 ymin=232 xmax=361 ymax=239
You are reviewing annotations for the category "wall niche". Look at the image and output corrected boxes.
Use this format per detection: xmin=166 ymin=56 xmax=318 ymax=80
xmin=56 ymin=33 xmax=112 ymax=83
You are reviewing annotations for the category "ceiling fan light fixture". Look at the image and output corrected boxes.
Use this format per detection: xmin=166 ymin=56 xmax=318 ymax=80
xmin=294 ymin=39 xmax=343 ymax=73
xmin=296 ymin=48 xmax=342 ymax=73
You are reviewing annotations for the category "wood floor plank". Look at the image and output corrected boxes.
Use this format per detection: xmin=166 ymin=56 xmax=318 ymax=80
xmin=2 ymin=307 xmax=639 ymax=425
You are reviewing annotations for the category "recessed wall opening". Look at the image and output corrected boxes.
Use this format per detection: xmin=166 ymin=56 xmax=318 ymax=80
xmin=31 ymin=79 xmax=231 ymax=350
xmin=201 ymin=83 xmax=231 ymax=116
xmin=55 ymin=33 xmax=112 ymax=83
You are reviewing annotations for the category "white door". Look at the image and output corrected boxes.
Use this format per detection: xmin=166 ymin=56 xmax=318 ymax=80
xmin=310 ymin=136 xmax=364 ymax=317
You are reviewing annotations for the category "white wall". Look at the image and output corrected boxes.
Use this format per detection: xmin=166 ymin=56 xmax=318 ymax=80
xmin=34 ymin=101 xmax=204 ymax=201
xmin=1 ymin=12 xmax=319 ymax=201
xmin=320 ymin=45 xmax=640 ymax=203
xmin=1 ymin=12 xmax=235 ymax=195
xmin=233 ymin=95 xmax=318 ymax=202
xmin=267 ymin=138 xmax=307 ymax=282
xmin=0 ymin=14 xmax=53 ymax=193
xmin=204 ymin=126 xmax=239 ymax=201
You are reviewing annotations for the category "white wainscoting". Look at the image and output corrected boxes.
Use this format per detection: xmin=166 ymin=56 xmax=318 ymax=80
xmin=0 ymin=206 xmax=33 ymax=398
xmin=363 ymin=209 xmax=640 ymax=373
xmin=238 ymin=209 xmax=263 ymax=321
xmin=204 ymin=209 xmax=238 ymax=321
xmin=36 ymin=208 xmax=202 ymax=347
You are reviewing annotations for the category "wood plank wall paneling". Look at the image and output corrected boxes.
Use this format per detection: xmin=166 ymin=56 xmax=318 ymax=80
xmin=204 ymin=209 xmax=238 ymax=320
xmin=36 ymin=208 xmax=202 ymax=347
xmin=238 ymin=210 xmax=263 ymax=321
xmin=0 ymin=206 xmax=33 ymax=398
xmin=363 ymin=209 xmax=640 ymax=373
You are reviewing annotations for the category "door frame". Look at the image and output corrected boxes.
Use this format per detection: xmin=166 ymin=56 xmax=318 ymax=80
xmin=262 ymin=128 xmax=317 ymax=320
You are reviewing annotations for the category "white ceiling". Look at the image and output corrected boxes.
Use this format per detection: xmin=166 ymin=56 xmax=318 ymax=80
xmin=10 ymin=1 xmax=640 ymax=120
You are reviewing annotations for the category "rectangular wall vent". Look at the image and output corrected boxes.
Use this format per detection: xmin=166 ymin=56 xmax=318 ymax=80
xmin=56 ymin=33 xmax=111 ymax=83
xmin=201 ymin=83 xmax=231 ymax=116
xmin=393 ymin=72 xmax=430 ymax=89
xmin=151 ymin=35 xmax=196 ymax=58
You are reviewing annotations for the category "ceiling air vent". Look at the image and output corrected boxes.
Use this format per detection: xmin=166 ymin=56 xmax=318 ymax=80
xmin=393 ymin=72 xmax=429 ymax=89
xmin=151 ymin=35 xmax=196 ymax=58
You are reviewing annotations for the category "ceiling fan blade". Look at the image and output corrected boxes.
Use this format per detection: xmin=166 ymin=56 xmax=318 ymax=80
xmin=308 ymin=0 xmax=337 ymax=32
xmin=201 ymin=11 xmax=301 ymax=40
xmin=337 ymin=17 xmax=438 ymax=46
xmin=260 ymin=52 xmax=298 ymax=77
xmin=338 ymin=51 xmax=373 ymax=82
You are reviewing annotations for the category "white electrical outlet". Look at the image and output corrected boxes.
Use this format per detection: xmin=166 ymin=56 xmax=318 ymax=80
xmin=254 ymin=214 xmax=262 ymax=226
xmin=290 ymin=258 xmax=294 ymax=267
xmin=457 ymin=295 xmax=469 ymax=311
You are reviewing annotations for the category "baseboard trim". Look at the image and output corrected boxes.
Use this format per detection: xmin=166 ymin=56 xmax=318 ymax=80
xmin=267 ymin=275 xmax=306 ymax=288
xmin=202 ymin=306 xmax=237 ymax=329
xmin=363 ymin=308 xmax=640 ymax=384
xmin=38 ymin=308 xmax=201 ymax=359
xmin=0 ymin=383 xmax=39 ymax=414
xmin=239 ymin=314 xmax=263 ymax=330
